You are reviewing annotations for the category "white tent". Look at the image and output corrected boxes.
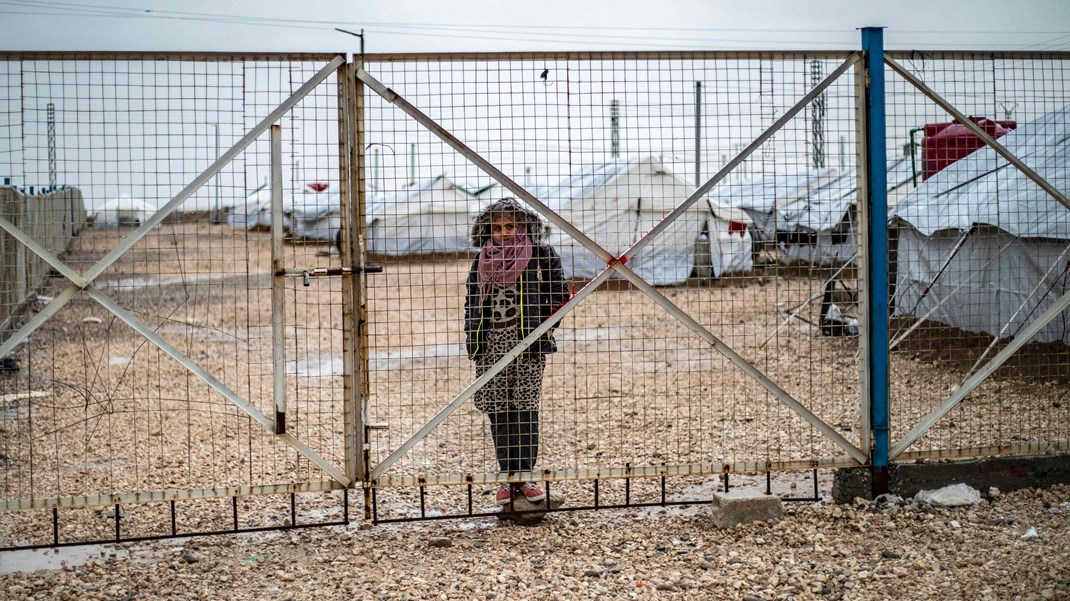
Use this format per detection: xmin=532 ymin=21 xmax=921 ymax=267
xmin=366 ymin=175 xmax=485 ymax=256
xmin=891 ymin=104 xmax=1070 ymax=344
xmin=289 ymin=186 xmax=341 ymax=242
xmin=226 ymin=184 xmax=293 ymax=232
xmin=722 ymin=157 xmax=916 ymax=266
xmin=91 ymin=195 xmax=156 ymax=228
xmin=542 ymin=156 xmax=752 ymax=285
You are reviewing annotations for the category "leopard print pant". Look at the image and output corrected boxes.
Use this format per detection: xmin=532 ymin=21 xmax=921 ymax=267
xmin=473 ymin=326 xmax=546 ymax=413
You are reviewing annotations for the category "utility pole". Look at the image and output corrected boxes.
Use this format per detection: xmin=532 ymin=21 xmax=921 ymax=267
xmin=810 ymin=60 xmax=827 ymax=170
xmin=610 ymin=100 xmax=620 ymax=159
xmin=47 ymin=103 xmax=56 ymax=189
xmin=213 ymin=123 xmax=220 ymax=222
xmin=372 ymin=148 xmax=380 ymax=192
xmin=409 ymin=143 xmax=416 ymax=185
xmin=694 ymin=82 xmax=702 ymax=186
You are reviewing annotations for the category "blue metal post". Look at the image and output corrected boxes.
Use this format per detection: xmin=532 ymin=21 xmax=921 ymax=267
xmin=862 ymin=27 xmax=891 ymax=493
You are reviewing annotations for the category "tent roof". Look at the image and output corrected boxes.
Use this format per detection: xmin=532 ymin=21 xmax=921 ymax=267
xmin=716 ymin=157 xmax=915 ymax=232
xmin=94 ymin=195 xmax=156 ymax=213
xmin=366 ymin=174 xmax=481 ymax=221
xmin=892 ymin=104 xmax=1070 ymax=239
xmin=539 ymin=155 xmax=743 ymax=220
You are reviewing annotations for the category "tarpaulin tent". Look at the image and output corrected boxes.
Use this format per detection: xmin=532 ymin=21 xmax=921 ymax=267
xmin=891 ymin=104 xmax=1070 ymax=345
xmin=288 ymin=186 xmax=341 ymax=242
xmin=720 ymin=157 xmax=915 ymax=266
xmin=91 ymin=195 xmax=156 ymax=228
xmin=366 ymin=175 xmax=486 ymax=256
xmin=542 ymin=156 xmax=752 ymax=285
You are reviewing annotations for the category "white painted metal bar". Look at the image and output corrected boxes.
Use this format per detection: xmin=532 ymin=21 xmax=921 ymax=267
xmin=83 ymin=56 xmax=345 ymax=284
xmin=885 ymin=55 xmax=1070 ymax=212
xmin=339 ymin=59 xmax=363 ymax=485
xmin=609 ymin=264 xmax=868 ymax=463
xmin=854 ymin=61 xmax=873 ymax=463
xmin=0 ymin=216 xmax=87 ymax=288
xmin=270 ymin=124 xmax=287 ymax=434
xmin=890 ymin=287 xmax=1070 ymax=459
xmin=369 ymin=268 xmax=616 ymax=481
xmin=84 ymin=288 xmax=275 ymax=431
xmin=357 ymin=67 xmax=613 ymax=264
xmin=84 ymin=287 xmax=352 ymax=486
xmin=624 ymin=53 xmax=861 ymax=260
xmin=1 ymin=480 xmax=344 ymax=512
xmin=0 ymin=286 xmax=79 ymax=357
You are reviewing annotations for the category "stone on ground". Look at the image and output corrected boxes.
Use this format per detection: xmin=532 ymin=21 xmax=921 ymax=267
xmin=709 ymin=490 xmax=782 ymax=529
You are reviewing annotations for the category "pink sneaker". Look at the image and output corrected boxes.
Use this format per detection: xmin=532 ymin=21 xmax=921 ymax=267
xmin=519 ymin=482 xmax=546 ymax=503
xmin=496 ymin=484 xmax=514 ymax=505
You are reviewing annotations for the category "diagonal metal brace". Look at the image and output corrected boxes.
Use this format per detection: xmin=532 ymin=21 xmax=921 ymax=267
xmin=360 ymin=56 xmax=868 ymax=477
xmin=86 ymin=287 xmax=351 ymax=486
xmin=0 ymin=56 xmax=346 ymax=360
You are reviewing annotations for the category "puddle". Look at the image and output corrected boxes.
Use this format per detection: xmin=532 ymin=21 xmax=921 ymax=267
xmin=97 ymin=274 xmax=230 ymax=289
xmin=108 ymin=357 xmax=131 ymax=365
xmin=368 ymin=344 xmax=464 ymax=370
xmin=0 ymin=543 xmax=131 ymax=574
xmin=295 ymin=354 xmax=344 ymax=377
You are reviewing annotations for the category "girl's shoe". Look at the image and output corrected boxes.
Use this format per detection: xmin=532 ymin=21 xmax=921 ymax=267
xmin=519 ymin=482 xmax=546 ymax=502
xmin=496 ymin=484 xmax=514 ymax=505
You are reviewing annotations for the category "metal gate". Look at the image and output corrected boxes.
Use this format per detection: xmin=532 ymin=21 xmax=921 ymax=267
xmin=355 ymin=50 xmax=874 ymax=521
xmin=3 ymin=41 xmax=1067 ymax=548
xmin=881 ymin=49 xmax=1070 ymax=464
xmin=0 ymin=53 xmax=355 ymax=549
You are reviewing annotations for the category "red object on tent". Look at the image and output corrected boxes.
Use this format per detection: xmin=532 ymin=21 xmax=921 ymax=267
xmin=920 ymin=117 xmax=1016 ymax=180
xmin=727 ymin=221 xmax=747 ymax=236
xmin=307 ymin=182 xmax=329 ymax=192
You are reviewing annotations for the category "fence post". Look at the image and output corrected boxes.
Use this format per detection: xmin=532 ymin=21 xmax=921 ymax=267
xmin=861 ymin=26 xmax=891 ymax=496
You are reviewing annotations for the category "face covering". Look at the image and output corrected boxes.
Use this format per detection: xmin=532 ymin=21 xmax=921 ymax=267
xmin=476 ymin=222 xmax=532 ymax=300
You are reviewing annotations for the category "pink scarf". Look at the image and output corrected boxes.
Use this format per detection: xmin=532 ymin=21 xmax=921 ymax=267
xmin=476 ymin=224 xmax=532 ymax=300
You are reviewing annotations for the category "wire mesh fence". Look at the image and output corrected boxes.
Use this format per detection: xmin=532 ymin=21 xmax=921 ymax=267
xmin=0 ymin=46 xmax=1067 ymax=543
xmin=358 ymin=52 xmax=873 ymax=520
xmin=883 ymin=51 xmax=1070 ymax=460
xmin=0 ymin=53 xmax=350 ymax=547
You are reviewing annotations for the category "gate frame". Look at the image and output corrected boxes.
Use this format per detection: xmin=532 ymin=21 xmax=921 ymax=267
xmin=355 ymin=50 xmax=871 ymax=491
xmin=881 ymin=50 xmax=1070 ymax=461
xmin=0 ymin=52 xmax=353 ymax=514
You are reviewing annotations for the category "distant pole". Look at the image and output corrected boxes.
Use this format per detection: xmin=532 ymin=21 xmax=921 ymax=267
xmin=610 ymin=100 xmax=620 ymax=159
xmin=694 ymin=82 xmax=702 ymax=187
xmin=372 ymin=148 xmax=380 ymax=191
xmin=213 ymin=123 xmax=220 ymax=221
xmin=839 ymin=135 xmax=846 ymax=170
xmin=810 ymin=60 xmax=826 ymax=169
xmin=47 ymin=103 xmax=56 ymax=188
xmin=409 ymin=143 xmax=416 ymax=185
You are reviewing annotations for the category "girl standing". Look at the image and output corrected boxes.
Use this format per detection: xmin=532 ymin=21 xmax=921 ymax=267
xmin=465 ymin=197 xmax=568 ymax=505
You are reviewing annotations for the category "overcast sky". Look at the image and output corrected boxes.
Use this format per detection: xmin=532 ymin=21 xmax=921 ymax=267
xmin=2 ymin=0 xmax=1070 ymax=53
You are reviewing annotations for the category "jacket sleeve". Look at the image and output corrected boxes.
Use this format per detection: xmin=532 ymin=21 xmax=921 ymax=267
xmin=464 ymin=259 xmax=481 ymax=358
xmin=541 ymin=245 xmax=569 ymax=319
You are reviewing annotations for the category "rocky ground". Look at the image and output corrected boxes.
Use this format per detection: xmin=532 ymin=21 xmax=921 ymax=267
xmin=2 ymin=484 xmax=1068 ymax=601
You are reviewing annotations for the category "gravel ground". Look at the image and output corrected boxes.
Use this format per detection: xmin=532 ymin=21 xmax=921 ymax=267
xmin=2 ymin=484 xmax=1069 ymax=601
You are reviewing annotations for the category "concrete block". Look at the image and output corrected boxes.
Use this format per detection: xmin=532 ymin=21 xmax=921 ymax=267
xmin=709 ymin=490 xmax=782 ymax=529
xmin=497 ymin=491 xmax=565 ymax=526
